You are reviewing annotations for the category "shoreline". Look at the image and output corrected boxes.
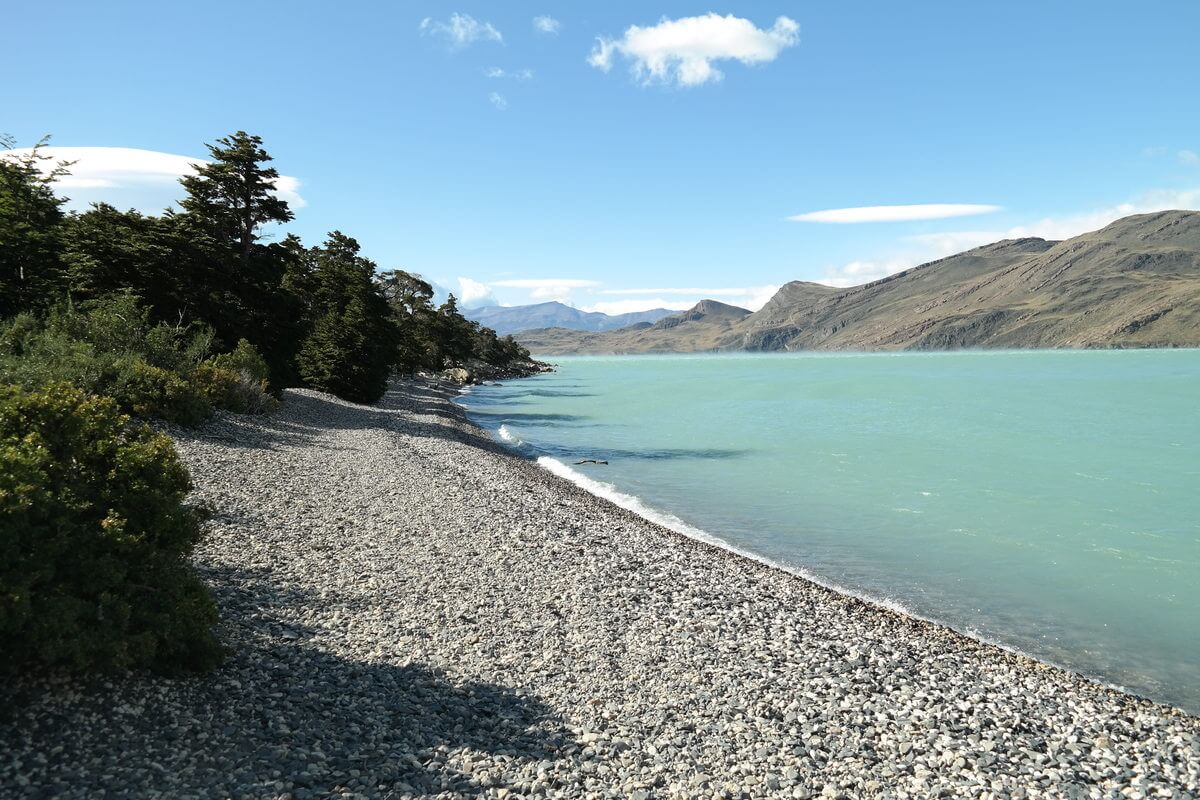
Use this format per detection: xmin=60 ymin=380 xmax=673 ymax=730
xmin=457 ymin=372 xmax=1193 ymax=718
xmin=486 ymin=436 xmax=1160 ymax=719
xmin=3 ymin=378 xmax=1198 ymax=798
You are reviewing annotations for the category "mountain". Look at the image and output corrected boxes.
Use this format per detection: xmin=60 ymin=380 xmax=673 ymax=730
xmin=514 ymin=300 xmax=751 ymax=354
xmin=465 ymin=302 xmax=674 ymax=335
xmin=515 ymin=211 xmax=1200 ymax=355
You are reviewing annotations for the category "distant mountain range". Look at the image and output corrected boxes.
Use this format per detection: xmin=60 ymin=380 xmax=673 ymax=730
xmin=516 ymin=210 xmax=1200 ymax=354
xmin=465 ymin=301 xmax=675 ymax=335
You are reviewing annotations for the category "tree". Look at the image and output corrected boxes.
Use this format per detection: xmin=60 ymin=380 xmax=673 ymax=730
xmin=173 ymin=132 xmax=302 ymax=388
xmin=295 ymin=232 xmax=398 ymax=403
xmin=179 ymin=131 xmax=293 ymax=266
xmin=378 ymin=269 xmax=440 ymax=371
xmin=0 ymin=136 xmax=71 ymax=316
xmin=62 ymin=203 xmax=181 ymax=312
xmin=435 ymin=293 xmax=482 ymax=366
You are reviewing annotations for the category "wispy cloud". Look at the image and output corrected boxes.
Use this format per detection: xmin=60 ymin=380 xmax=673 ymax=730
xmin=599 ymin=286 xmax=770 ymax=298
xmin=1 ymin=146 xmax=305 ymax=211
xmin=911 ymin=188 xmax=1200 ymax=254
xmin=815 ymin=187 xmax=1200 ymax=289
xmin=591 ymin=285 xmax=780 ymax=312
xmin=488 ymin=92 xmax=508 ymax=111
xmin=582 ymin=299 xmax=694 ymax=315
xmin=492 ymin=278 xmax=600 ymax=303
xmin=456 ymin=277 xmax=496 ymax=308
xmin=588 ymin=13 xmax=799 ymax=87
xmin=790 ymin=203 xmax=1001 ymax=224
xmin=485 ymin=67 xmax=533 ymax=80
xmin=419 ymin=13 xmax=502 ymax=49
xmin=1180 ymin=150 xmax=1200 ymax=166
xmin=816 ymin=258 xmax=913 ymax=289
xmin=532 ymin=15 xmax=561 ymax=35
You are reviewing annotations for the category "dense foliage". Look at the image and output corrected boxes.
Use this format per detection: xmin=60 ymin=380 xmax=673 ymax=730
xmin=2 ymin=131 xmax=536 ymax=405
xmin=0 ymin=130 xmax=537 ymax=675
xmin=0 ymin=384 xmax=221 ymax=672
xmin=0 ymin=294 xmax=274 ymax=424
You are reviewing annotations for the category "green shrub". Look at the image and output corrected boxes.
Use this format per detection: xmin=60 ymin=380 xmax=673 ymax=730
xmin=199 ymin=338 xmax=277 ymax=413
xmin=0 ymin=297 xmax=280 ymax=423
xmin=209 ymin=338 xmax=271 ymax=385
xmin=0 ymin=383 xmax=220 ymax=673
xmin=191 ymin=362 xmax=276 ymax=415
xmin=106 ymin=358 xmax=210 ymax=425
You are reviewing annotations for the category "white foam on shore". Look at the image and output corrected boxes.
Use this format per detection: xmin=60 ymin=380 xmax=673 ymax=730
xmin=536 ymin=456 xmax=920 ymax=620
xmin=530 ymin=453 xmax=1151 ymax=706
xmin=497 ymin=425 xmax=521 ymax=445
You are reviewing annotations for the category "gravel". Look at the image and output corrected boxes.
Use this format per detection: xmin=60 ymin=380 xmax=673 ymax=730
xmin=2 ymin=380 xmax=1198 ymax=799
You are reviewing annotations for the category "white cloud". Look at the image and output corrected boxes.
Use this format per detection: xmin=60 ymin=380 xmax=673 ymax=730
xmin=485 ymin=67 xmax=533 ymax=80
xmin=1180 ymin=150 xmax=1200 ymax=166
xmin=599 ymin=286 xmax=762 ymax=296
xmin=816 ymin=258 xmax=913 ymax=289
xmin=912 ymin=188 xmax=1200 ymax=251
xmin=1 ymin=146 xmax=306 ymax=212
xmin=456 ymin=277 xmax=497 ymax=308
xmin=789 ymin=203 xmax=1001 ymax=224
xmin=585 ymin=285 xmax=779 ymax=313
xmin=492 ymin=279 xmax=601 ymax=289
xmin=588 ymin=13 xmax=799 ymax=87
xmin=420 ymin=13 xmax=502 ymax=48
xmin=489 ymin=92 xmax=508 ymax=111
xmin=582 ymin=299 xmax=694 ymax=315
xmin=533 ymin=15 xmax=561 ymax=35
xmin=818 ymin=187 xmax=1200 ymax=289
xmin=492 ymin=278 xmax=600 ymax=304
xmin=905 ymin=231 xmax=1004 ymax=256
xmin=597 ymin=285 xmax=780 ymax=310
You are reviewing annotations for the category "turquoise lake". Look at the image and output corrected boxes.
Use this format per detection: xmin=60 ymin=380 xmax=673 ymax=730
xmin=456 ymin=351 xmax=1200 ymax=713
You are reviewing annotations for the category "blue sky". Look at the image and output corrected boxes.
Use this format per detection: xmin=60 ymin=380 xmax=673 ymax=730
xmin=3 ymin=1 xmax=1199 ymax=312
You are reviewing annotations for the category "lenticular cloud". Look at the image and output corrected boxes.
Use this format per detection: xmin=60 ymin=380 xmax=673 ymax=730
xmin=588 ymin=13 xmax=800 ymax=87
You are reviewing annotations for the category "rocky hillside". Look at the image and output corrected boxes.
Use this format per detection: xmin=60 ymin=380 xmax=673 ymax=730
xmin=515 ymin=300 xmax=750 ymax=354
xmin=516 ymin=211 xmax=1200 ymax=354
xmin=466 ymin=301 xmax=674 ymax=335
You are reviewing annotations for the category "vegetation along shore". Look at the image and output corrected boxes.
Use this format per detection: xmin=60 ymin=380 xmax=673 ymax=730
xmin=3 ymin=379 xmax=1198 ymax=798
xmin=2 ymin=131 xmax=1198 ymax=799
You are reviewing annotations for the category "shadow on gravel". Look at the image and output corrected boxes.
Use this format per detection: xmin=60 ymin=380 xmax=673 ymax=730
xmin=1 ymin=566 xmax=576 ymax=799
xmin=176 ymin=385 xmax=509 ymax=457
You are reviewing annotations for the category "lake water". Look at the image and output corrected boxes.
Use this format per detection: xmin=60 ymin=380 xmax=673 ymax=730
xmin=456 ymin=351 xmax=1200 ymax=713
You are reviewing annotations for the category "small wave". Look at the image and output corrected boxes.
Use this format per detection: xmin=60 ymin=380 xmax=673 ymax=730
xmin=534 ymin=456 xmax=1162 ymax=703
xmin=531 ymin=456 xmax=1151 ymax=706
xmin=497 ymin=425 xmax=522 ymax=446
xmin=535 ymin=456 xmax=924 ymax=620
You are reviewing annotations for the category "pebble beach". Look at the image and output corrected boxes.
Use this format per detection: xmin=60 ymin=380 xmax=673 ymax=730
xmin=2 ymin=380 xmax=1198 ymax=799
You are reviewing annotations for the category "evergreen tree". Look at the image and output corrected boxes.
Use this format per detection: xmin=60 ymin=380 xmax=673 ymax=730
xmin=0 ymin=136 xmax=70 ymax=316
xmin=173 ymin=132 xmax=302 ymax=387
xmin=295 ymin=232 xmax=397 ymax=403
xmin=62 ymin=203 xmax=181 ymax=312
xmin=435 ymin=294 xmax=479 ymax=366
xmin=179 ymin=131 xmax=293 ymax=266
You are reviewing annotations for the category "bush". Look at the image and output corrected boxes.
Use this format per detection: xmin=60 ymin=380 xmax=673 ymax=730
xmin=198 ymin=338 xmax=277 ymax=413
xmin=0 ymin=297 xmax=277 ymax=423
xmin=191 ymin=363 xmax=276 ymax=415
xmin=106 ymin=358 xmax=210 ymax=425
xmin=209 ymin=338 xmax=271 ymax=385
xmin=0 ymin=383 xmax=220 ymax=673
